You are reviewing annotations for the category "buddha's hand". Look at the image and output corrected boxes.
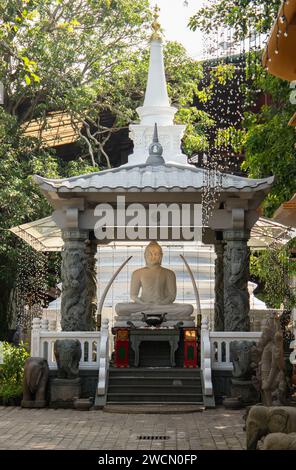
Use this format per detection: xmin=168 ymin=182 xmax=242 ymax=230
xmin=131 ymin=296 xmax=145 ymax=305
xmin=159 ymin=296 xmax=174 ymax=305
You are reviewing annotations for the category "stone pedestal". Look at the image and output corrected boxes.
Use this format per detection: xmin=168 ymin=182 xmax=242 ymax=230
xmin=21 ymin=400 xmax=47 ymax=408
xmin=230 ymin=378 xmax=259 ymax=406
xmin=50 ymin=378 xmax=81 ymax=408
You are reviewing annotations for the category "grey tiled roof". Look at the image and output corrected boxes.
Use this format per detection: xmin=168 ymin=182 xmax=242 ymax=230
xmin=34 ymin=162 xmax=274 ymax=193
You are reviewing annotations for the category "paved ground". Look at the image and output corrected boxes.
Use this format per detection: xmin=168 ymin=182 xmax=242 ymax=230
xmin=0 ymin=406 xmax=246 ymax=450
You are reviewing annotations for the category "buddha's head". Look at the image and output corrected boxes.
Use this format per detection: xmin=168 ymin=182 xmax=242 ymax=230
xmin=144 ymin=241 xmax=163 ymax=267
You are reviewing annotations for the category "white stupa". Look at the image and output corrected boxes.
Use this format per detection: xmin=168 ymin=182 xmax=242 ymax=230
xmin=127 ymin=6 xmax=189 ymax=166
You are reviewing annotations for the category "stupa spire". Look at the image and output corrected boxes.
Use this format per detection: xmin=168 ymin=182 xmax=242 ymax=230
xmin=126 ymin=4 xmax=189 ymax=166
xmin=146 ymin=123 xmax=165 ymax=165
xmin=150 ymin=5 xmax=162 ymax=41
xmin=138 ymin=5 xmax=176 ymax=124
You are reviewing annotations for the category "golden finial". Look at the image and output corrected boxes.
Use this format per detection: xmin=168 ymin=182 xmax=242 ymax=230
xmin=151 ymin=4 xmax=162 ymax=41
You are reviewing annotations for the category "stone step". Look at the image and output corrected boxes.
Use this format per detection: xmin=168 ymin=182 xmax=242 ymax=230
xmin=103 ymin=404 xmax=205 ymax=413
xmin=108 ymin=385 xmax=202 ymax=394
xmin=106 ymin=401 xmax=205 ymax=405
xmin=107 ymin=367 xmax=204 ymax=404
xmin=109 ymin=367 xmax=200 ymax=377
xmin=107 ymin=393 xmax=204 ymax=403
xmin=109 ymin=377 xmax=201 ymax=386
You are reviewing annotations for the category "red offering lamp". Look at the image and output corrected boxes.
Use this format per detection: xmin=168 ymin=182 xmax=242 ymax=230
xmin=183 ymin=329 xmax=198 ymax=368
xmin=114 ymin=328 xmax=129 ymax=368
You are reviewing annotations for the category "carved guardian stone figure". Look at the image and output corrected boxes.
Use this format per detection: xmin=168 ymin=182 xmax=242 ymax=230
xmin=252 ymin=315 xmax=287 ymax=406
xmin=223 ymin=234 xmax=250 ymax=331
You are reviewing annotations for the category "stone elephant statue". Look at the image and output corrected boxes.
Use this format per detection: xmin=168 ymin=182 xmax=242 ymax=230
xmin=262 ymin=432 xmax=296 ymax=450
xmin=230 ymin=340 xmax=256 ymax=380
xmin=54 ymin=339 xmax=82 ymax=379
xmin=246 ymin=406 xmax=296 ymax=450
xmin=21 ymin=357 xmax=49 ymax=408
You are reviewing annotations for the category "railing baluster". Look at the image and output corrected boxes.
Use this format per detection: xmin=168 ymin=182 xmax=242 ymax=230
xmin=30 ymin=318 xmax=108 ymax=371
xmin=83 ymin=341 xmax=89 ymax=363
xmin=225 ymin=340 xmax=230 ymax=364
xmin=217 ymin=340 xmax=222 ymax=363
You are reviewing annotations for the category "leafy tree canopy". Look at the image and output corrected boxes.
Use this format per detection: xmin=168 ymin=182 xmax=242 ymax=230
xmin=189 ymin=0 xmax=296 ymax=216
xmin=189 ymin=0 xmax=280 ymax=39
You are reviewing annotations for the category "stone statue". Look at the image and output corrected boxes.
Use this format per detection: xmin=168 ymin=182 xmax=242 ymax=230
xmin=115 ymin=241 xmax=194 ymax=326
xmin=21 ymin=357 xmax=49 ymax=408
xmin=246 ymin=405 xmax=296 ymax=450
xmin=252 ymin=315 xmax=287 ymax=406
xmin=54 ymin=339 xmax=82 ymax=379
xmin=227 ymin=340 xmax=259 ymax=406
xmin=262 ymin=432 xmax=296 ymax=450
xmin=231 ymin=340 xmax=257 ymax=381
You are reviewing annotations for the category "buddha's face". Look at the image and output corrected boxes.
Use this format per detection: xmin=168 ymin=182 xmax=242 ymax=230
xmin=145 ymin=245 xmax=162 ymax=267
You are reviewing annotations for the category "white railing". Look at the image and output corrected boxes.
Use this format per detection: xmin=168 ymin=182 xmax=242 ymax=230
xmin=209 ymin=331 xmax=261 ymax=370
xmin=96 ymin=318 xmax=110 ymax=400
xmin=200 ymin=318 xmax=213 ymax=396
xmin=210 ymin=331 xmax=262 ymax=370
xmin=31 ymin=318 xmax=103 ymax=370
xmin=200 ymin=319 xmax=262 ymax=397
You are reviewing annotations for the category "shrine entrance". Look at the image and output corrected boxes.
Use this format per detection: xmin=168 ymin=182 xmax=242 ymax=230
xmin=28 ymin=11 xmax=274 ymax=408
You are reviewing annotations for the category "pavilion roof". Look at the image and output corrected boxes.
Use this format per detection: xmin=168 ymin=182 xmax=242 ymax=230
xmin=34 ymin=162 xmax=274 ymax=194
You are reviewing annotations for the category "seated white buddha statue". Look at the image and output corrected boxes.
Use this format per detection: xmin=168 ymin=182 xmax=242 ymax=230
xmin=115 ymin=241 xmax=194 ymax=326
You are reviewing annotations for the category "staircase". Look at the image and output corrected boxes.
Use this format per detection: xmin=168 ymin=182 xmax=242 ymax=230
xmin=106 ymin=368 xmax=204 ymax=405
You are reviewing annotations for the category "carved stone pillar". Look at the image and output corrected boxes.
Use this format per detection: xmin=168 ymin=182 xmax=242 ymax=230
xmin=85 ymin=239 xmax=98 ymax=331
xmin=223 ymin=229 xmax=250 ymax=331
xmin=61 ymin=229 xmax=89 ymax=331
xmin=214 ymin=241 xmax=224 ymax=331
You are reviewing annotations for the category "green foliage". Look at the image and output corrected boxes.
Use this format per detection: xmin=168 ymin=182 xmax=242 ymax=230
xmin=240 ymin=65 xmax=296 ymax=216
xmin=176 ymin=107 xmax=214 ymax=156
xmin=250 ymin=240 xmax=296 ymax=309
xmin=189 ymin=0 xmax=281 ymax=40
xmin=0 ymin=0 xmax=152 ymax=167
xmin=0 ymin=342 xmax=29 ymax=398
xmin=215 ymin=126 xmax=246 ymax=154
xmin=0 ymin=108 xmax=60 ymax=336
xmin=189 ymin=1 xmax=296 ymax=217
